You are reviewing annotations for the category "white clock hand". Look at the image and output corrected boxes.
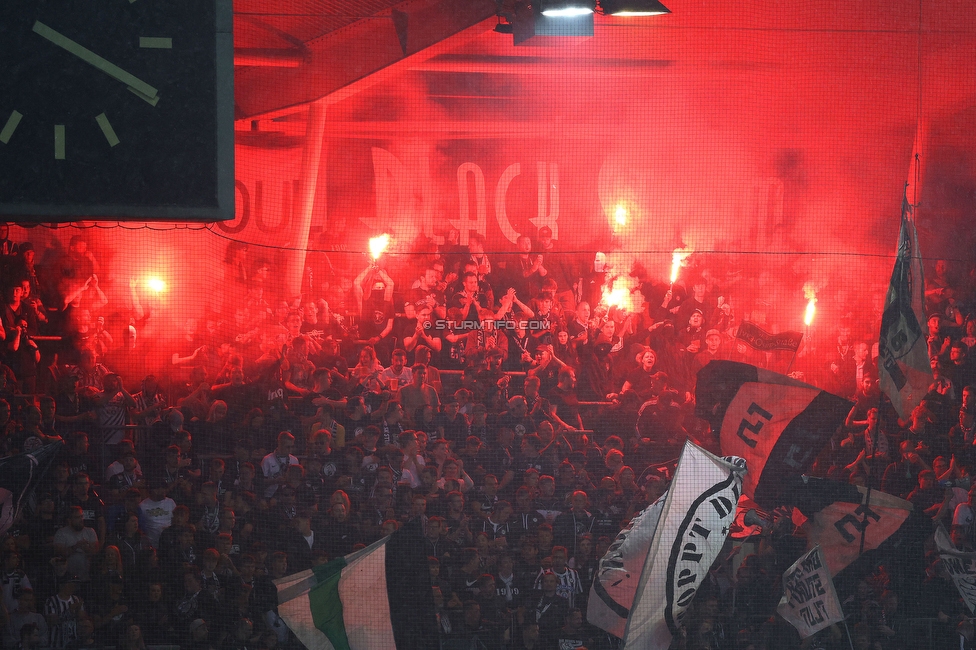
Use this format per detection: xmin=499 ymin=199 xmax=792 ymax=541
xmin=33 ymin=21 xmax=159 ymax=106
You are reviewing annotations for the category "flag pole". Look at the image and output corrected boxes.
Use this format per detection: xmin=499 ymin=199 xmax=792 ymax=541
xmin=785 ymin=332 xmax=803 ymax=376
xmin=842 ymin=620 xmax=856 ymax=650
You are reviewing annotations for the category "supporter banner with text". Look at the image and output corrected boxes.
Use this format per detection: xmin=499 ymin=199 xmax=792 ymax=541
xmin=777 ymin=545 xmax=844 ymax=638
xmin=730 ymin=321 xmax=803 ymax=374
xmin=622 ymin=443 xmax=745 ymax=650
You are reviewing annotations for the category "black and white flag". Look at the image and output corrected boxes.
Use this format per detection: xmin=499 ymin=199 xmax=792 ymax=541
xmin=620 ymin=442 xmax=745 ymax=649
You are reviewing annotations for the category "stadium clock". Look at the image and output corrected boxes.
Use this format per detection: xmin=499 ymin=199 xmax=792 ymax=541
xmin=0 ymin=0 xmax=234 ymax=221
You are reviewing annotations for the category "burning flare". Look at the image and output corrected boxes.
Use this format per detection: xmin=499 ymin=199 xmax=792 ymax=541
xmin=614 ymin=205 xmax=628 ymax=227
xmin=803 ymin=284 xmax=817 ymax=326
xmin=602 ymin=275 xmax=639 ymax=313
xmin=670 ymin=247 xmax=693 ymax=284
xmin=369 ymin=234 xmax=390 ymax=261
xmin=146 ymin=277 xmax=166 ymax=293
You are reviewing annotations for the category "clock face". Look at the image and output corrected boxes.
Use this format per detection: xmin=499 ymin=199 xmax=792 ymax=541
xmin=0 ymin=0 xmax=232 ymax=219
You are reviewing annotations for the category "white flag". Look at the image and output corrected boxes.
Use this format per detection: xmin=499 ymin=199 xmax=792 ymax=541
xmin=935 ymin=526 xmax=976 ymax=614
xmin=621 ymin=442 xmax=745 ymax=650
xmin=587 ymin=491 xmax=667 ymax=637
xmin=776 ymin=545 xmax=844 ymax=638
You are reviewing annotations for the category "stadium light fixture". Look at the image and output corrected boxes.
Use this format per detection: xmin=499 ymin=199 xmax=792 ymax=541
xmin=600 ymin=0 xmax=671 ymax=15
xmin=540 ymin=0 xmax=596 ymax=17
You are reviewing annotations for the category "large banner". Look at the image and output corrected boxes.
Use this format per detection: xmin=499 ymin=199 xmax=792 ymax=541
xmin=788 ymin=478 xmax=914 ymax=577
xmin=588 ymin=493 xmax=667 ymax=638
xmin=935 ymin=526 xmax=976 ymax=613
xmin=695 ymin=361 xmax=852 ymax=508
xmin=776 ymin=546 xmax=845 ymax=638
xmin=621 ymin=443 xmax=745 ymax=650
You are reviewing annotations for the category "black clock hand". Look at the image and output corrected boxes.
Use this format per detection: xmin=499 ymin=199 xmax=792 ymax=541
xmin=32 ymin=21 xmax=159 ymax=106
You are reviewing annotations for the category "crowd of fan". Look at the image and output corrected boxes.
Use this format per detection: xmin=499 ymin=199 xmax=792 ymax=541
xmin=0 ymin=226 xmax=975 ymax=649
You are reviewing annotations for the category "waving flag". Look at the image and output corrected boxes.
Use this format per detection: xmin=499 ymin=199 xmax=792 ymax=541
xmin=276 ymin=519 xmax=437 ymax=650
xmin=587 ymin=491 xmax=667 ymax=637
xmin=621 ymin=442 xmax=745 ymax=649
xmin=0 ymin=442 xmax=61 ymax=537
xmin=695 ymin=361 xmax=851 ymax=508
xmin=878 ymin=193 xmax=932 ymax=419
xmin=787 ymin=477 xmax=914 ymax=577
xmin=730 ymin=322 xmax=803 ymax=374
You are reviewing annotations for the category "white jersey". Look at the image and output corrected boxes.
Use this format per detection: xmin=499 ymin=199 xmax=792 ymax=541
xmin=534 ymin=567 xmax=583 ymax=608
xmin=45 ymin=594 xmax=83 ymax=649
xmin=261 ymin=452 xmax=299 ymax=498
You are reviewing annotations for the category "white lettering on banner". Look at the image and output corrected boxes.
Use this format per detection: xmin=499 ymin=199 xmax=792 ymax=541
xmin=495 ymin=163 xmax=522 ymax=243
xmin=530 ymin=162 xmax=559 ymax=239
xmin=777 ymin=546 xmax=844 ymax=639
xmin=371 ymin=147 xmax=435 ymax=239
xmin=367 ymin=148 xmax=560 ymax=244
xmin=453 ymin=163 xmax=487 ymax=246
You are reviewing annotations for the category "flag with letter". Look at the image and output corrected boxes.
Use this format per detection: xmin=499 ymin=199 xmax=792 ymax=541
xmin=276 ymin=519 xmax=437 ymax=650
xmin=587 ymin=491 xmax=667 ymax=637
xmin=621 ymin=442 xmax=745 ymax=649
xmin=934 ymin=526 xmax=976 ymax=613
xmin=878 ymin=195 xmax=932 ymax=419
xmin=788 ymin=477 xmax=914 ymax=577
xmin=777 ymin=545 xmax=844 ymax=638
xmin=0 ymin=443 xmax=61 ymax=537
xmin=695 ymin=361 xmax=851 ymax=508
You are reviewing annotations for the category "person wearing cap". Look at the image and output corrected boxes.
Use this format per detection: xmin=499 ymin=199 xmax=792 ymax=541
xmin=107 ymin=449 xmax=144 ymax=501
xmin=434 ymin=395 xmax=469 ymax=446
xmin=677 ymin=308 xmax=706 ymax=355
xmin=693 ymin=328 xmax=725 ymax=372
xmin=90 ymin=574 xmax=129 ymax=645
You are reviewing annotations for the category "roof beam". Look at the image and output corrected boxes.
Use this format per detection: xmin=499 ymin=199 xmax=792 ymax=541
xmin=234 ymin=0 xmax=496 ymax=119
